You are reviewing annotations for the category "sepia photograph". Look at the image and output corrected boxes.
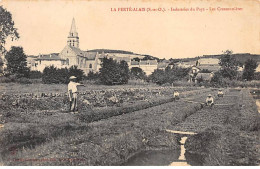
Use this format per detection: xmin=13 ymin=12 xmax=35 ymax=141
xmin=0 ymin=0 xmax=259 ymax=166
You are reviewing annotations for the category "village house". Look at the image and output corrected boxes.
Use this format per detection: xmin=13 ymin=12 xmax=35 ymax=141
xmin=130 ymin=59 xmax=158 ymax=75
xmin=175 ymin=61 xmax=196 ymax=68
xmin=157 ymin=60 xmax=171 ymax=70
xmin=197 ymin=57 xmax=221 ymax=72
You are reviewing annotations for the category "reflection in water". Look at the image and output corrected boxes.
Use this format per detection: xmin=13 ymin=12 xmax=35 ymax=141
xmin=170 ymin=136 xmax=189 ymax=166
xmin=123 ymin=149 xmax=180 ymax=166
xmin=178 ymin=137 xmax=187 ymax=160
xmin=123 ymin=136 xmax=203 ymax=166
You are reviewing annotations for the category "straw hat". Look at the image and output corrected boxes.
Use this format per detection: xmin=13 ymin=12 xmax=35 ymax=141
xmin=208 ymin=94 xmax=212 ymax=97
xmin=69 ymin=76 xmax=76 ymax=80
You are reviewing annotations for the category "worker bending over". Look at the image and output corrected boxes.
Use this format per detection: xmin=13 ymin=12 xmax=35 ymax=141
xmin=206 ymin=94 xmax=214 ymax=107
xmin=217 ymin=89 xmax=224 ymax=97
xmin=173 ymin=90 xmax=180 ymax=100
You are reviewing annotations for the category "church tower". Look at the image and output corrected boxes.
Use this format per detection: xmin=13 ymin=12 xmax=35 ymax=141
xmin=67 ymin=18 xmax=79 ymax=48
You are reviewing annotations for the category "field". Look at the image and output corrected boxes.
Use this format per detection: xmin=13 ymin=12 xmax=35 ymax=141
xmin=0 ymin=82 xmax=259 ymax=166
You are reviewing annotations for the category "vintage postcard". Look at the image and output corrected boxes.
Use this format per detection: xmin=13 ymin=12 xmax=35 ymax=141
xmin=0 ymin=0 xmax=259 ymax=166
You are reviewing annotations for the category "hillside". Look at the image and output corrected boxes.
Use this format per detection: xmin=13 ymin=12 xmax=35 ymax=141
xmin=87 ymin=49 xmax=160 ymax=61
xmin=170 ymin=53 xmax=260 ymax=64
xmin=200 ymin=53 xmax=260 ymax=64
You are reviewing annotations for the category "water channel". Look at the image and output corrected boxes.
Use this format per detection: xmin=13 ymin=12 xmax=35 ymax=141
xmin=123 ymin=136 xmax=203 ymax=166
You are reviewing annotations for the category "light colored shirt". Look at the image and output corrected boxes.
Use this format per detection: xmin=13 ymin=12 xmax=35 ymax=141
xmin=206 ymin=97 xmax=214 ymax=103
xmin=68 ymin=81 xmax=81 ymax=93
xmin=174 ymin=92 xmax=179 ymax=97
xmin=218 ymin=91 xmax=223 ymax=95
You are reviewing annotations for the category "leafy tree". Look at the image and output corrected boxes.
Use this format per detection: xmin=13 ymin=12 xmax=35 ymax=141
xmin=242 ymin=59 xmax=258 ymax=81
xmin=148 ymin=69 xmax=167 ymax=85
xmin=119 ymin=60 xmax=129 ymax=84
xmin=29 ymin=70 xmax=42 ymax=79
xmin=42 ymin=66 xmax=59 ymax=84
xmin=0 ymin=57 xmax=3 ymax=73
xmin=130 ymin=67 xmax=146 ymax=80
xmin=68 ymin=65 xmax=85 ymax=82
xmin=210 ymin=71 xmax=224 ymax=86
xmin=57 ymin=67 xmax=69 ymax=83
xmin=254 ymin=72 xmax=260 ymax=81
xmin=219 ymin=50 xmax=239 ymax=80
xmin=148 ymin=66 xmax=190 ymax=85
xmin=4 ymin=46 xmax=29 ymax=77
xmin=0 ymin=6 xmax=19 ymax=53
xmin=42 ymin=66 xmax=83 ymax=84
xmin=99 ymin=57 xmax=130 ymax=85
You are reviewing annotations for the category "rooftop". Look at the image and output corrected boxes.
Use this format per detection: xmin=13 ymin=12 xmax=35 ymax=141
xmin=35 ymin=54 xmax=65 ymax=61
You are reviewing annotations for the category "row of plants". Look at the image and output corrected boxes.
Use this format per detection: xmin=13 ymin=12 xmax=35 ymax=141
xmin=185 ymin=89 xmax=260 ymax=166
xmin=3 ymin=89 xmax=217 ymax=165
xmin=0 ymin=87 xmax=201 ymax=113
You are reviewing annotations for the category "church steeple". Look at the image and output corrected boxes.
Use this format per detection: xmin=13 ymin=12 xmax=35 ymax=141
xmin=67 ymin=18 xmax=79 ymax=48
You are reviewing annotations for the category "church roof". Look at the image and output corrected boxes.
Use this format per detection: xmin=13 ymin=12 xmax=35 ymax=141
xmin=69 ymin=46 xmax=84 ymax=56
xmin=82 ymin=51 xmax=97 ymax=60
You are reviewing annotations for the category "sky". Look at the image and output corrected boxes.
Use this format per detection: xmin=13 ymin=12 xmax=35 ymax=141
xmin=1 ymin=0 xmax=260 ymax=59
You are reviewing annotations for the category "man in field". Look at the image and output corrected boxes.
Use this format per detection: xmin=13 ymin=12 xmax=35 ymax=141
xmin=68 ymin=76 xmax=84 ymax=113
xmin=217 ymin=89 xmax=224 ymax=97
xmin=173 ymin=90 xmax=180 ymax=101
xmin=206 ymin=94 xmax=214 ymax=107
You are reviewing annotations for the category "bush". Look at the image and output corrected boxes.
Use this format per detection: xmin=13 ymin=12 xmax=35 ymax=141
xmin=42 ymin=66 xmax=59 ymax=84
xmin=148 ymin=66 xmax=190 ymax=85
xmin=0 ymin=76 xmax=15 ymax=83
xmin=15 ymin=77 xmax=32 ymax=84
xmin=42 ymin=66 xmax=84 ymax=84
xmin=130 ymin=67 xmax=146 ymax=80
xmin=86 ymin=71 xmax=99 ymax=81
xmin=68 ymin=65 xmax=85 ymax=82
xmin=29 ymin=71 xmax=42 ymax=79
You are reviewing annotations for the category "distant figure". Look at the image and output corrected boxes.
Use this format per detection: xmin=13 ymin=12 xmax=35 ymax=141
xmin=173 ymin=90 xmax=180 ymax=100
xmin=217 ymin=89 xmax=224 ymax=97
xmin=206 ymin=94 xmax=214 ymax=107
xmin=68 ymin=76 xmax=84 ymax=113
